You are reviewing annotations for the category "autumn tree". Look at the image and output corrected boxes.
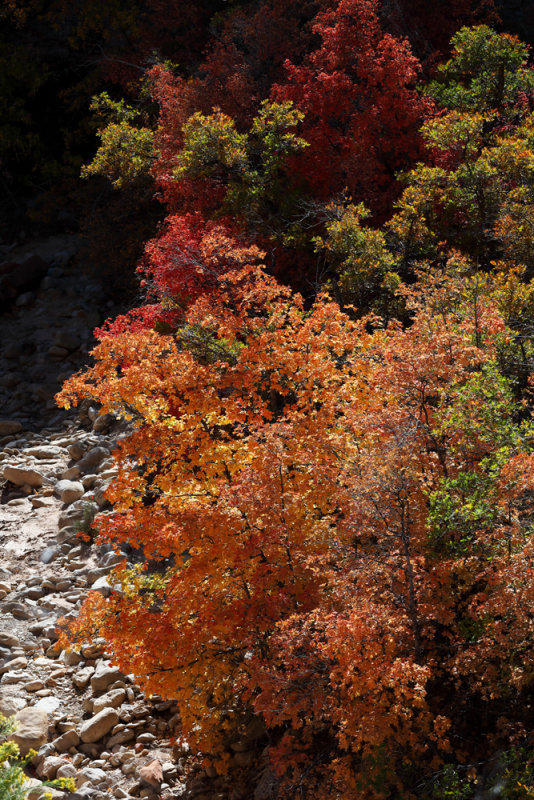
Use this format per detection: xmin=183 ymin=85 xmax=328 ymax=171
xmin=58 ymin=251 xmax=534 ymax=797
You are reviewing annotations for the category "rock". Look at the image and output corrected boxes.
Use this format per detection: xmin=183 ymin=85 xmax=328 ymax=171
xmin=55 ymin=479 xmax=85 ymax=504
xmin=11 ymin=707 xmax=49 ymax=756
xmin=92 ymin=688 xmax=126 ymax=715
xmin=92 ymin=414 xmax=114 ymax=433
xmin=31 ymin=497 xmax=55 ymax=509
xmin=77 ymin=447 xmax=110 ymax=473
xmin=25 ymin=445 xmax=64 ymax=459
xmin=0 ymin=693 xmax=26 ymax=716
xmin=0 ymin=656 xmax=28 ymax=673
xmin=54 ymin=331 xmax=81 ymax=351
xmin=68 ymin=442 xmax=87 ymax=461
xmin=53 ymin=729 xmax=81 ymax=752
xmin=91 ymin=576 xmax=112 ymax=597
xmin=79 ymin=708 xmax=119 ymax=743
xmin=37 ymin=755 xmax=65 ymax=780
xmin=62 ymin=465 xmax=81 ymax=480
xmin=34 ymin=697 xmax=61 ymax=715
xmin=78 ymin=767 xmax=107 ymax=787
xmin=40 ymin=546 xmax=58 ymax=564
xmin=62 ymin=649 xmax=83 ymax=667
xmin=0 ymin=633 xmax=18 ymax=648
xmin=72 ymin=666 xmax=94 ymax=689
xmin=91 ymin=662 xmax=125 ymax=694
xmin=3 ymin=464 xmax=44 ymax=488
xmin=139 ymin=760 xmax=163 ymax=787
xmin=106 ymin=728 xmax=135 ymax=748
xmin=55 ymin=762 xmax=77 ymax=779
xmin=0 ymin=420 xmax=22 ymax=435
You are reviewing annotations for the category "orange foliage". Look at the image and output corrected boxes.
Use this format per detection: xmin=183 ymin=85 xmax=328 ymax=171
xmin=57 ymin=258 xmax=534 ymax=796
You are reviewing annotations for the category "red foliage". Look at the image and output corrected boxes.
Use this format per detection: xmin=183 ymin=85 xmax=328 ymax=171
xmin=272 ymin=0 xmax=433 ymax=216
xmin=140 ymin=214 xmax=265 ymax=306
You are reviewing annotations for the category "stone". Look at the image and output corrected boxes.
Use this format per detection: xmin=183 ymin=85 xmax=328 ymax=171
xmin=68 ymin=442 xmax=87 ymax=461
xmin=73 ymin=667 xmax=95 ymax=689
xmin=25 ymin=445 xmax=64 ymax=459
xmin=0 ymin=632 xmax=18 ymax=648
xmin=54 ymin=331 xmax=81 ymax=351
xmin=79 ymin=708 xmax=119 ymax=743
xmin=139 ymin=760 xmax=163 ymax=787
xmin=3 ymin=464 xmax=44 ymax=488
xmin=11 ymin=707 xmax=49 ymax=756
xmin=31 ymin=497 xmax=54 ymax=509
xmin=78 ymin=767 xmax=107 ymax=787
xmin=55 ymin=762 xmax=77 ymax=779
xmin=0 ymin=421 xmax=22 ymax=436
xmin=77 ymin=447 xmax=110 ymax=473
xmin=0 ymin=656 xmax=27 ymax=673
xmin=92 ymin=414 xmax=114 ymax=433
xmin=106 ymin=728 xmax=135 ymax=748
xmin=37 ymin=755 xmax=65 ymax=780
xmin=34 ymin=696 xmax=61 ymax=714
xmin=91 ymin=576 xmax=112 ymax=597
xmin=62 ymin=649 xmax=83 ymax=666
xmin=40 ymin=546 xmax=58 ymax=564
xmin=92 ymin=688 xmax=126 ymax=715
xmin=0 ymin=693 xmax=26 ymax=716
xmin=53 ymin=729 xmax=80 ymax=752
xmin=55 ymin=479 xmax=85 ymax=504
xmin=62 ymin=465 xmax=81 ymax=480
xmin=91 ymin=662 xmax=125 ymax=694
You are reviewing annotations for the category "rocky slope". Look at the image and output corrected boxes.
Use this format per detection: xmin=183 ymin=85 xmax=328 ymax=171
xmin=0 ymin=241 xmax=199 ymax=800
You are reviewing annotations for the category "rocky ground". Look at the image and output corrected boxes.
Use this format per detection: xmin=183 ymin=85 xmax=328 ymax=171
xmin=0 ymin=417 xmax=194 ymax=800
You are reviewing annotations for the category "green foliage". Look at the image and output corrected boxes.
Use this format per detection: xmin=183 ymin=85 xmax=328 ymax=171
xmin=82 ymin=93 xmax=155 ymax=189
xmin=427 ymin=25 xmax=534 ymax=112
xmin=428 ymin=363 xmax=534 ymax=556
xmin=425 ymin=764 xmax=476 ymax=799
xmin=175 ymin=100 xmax=308 ymax=230
xmin=313 ymin=202 xmax=400 ymax=312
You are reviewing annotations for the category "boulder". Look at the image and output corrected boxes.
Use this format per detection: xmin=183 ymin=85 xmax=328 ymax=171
xmin=92 ymin=688 xmax=126 ymax=715
xmin=79 ymin=708 xmax=119 ymax=743
xmin=90 ymin=661 xmax=125 ymax=694
xmin=139 ymin=759 xmax=163 ymax=787
xmin=0 ymin=420 xmax=22 ymax=436
xmin=11 ymin=707 xmax=49 ymax=756
xmin=53 ymin=729 xmax=80 ymax=752
xmin=3 ymin=465 xmax=44 ymax=488
xmin=55 ymin=479 xmax=84 ymax=504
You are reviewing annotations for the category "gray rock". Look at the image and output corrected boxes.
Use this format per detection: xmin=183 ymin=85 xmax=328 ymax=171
xmin=91 ymin=662 xmax=125 ymax=694
xmin=53 ymin=729 xmax=81 ymax=752
xmin=92 ymin=688 xmax=126 ymax=715
xmin=37 ymin=755 xmax=65 ymax=779
xmin=10 ymin=707 xmax=49 ymax=756
xmin=25 ymin=445 xmax=64 ymax=459
xmin=92 ymin=414 xmax=114 ymax=433
xmin=77 ymin=447 xmax=110 ymax=473
xmin=55 ymin=479 xmax=85 ymax=504
xmin=3 ymin=464 xmax=44 ymax=488
xmin=78 ymin=767 xmax=107 ymax=786
xmin=79 ymin=708 xmax=119 ymax=743
xmin=40 ymin=546 xmax=58 ymax=564
xmin=72 ymin=666 xmax=95 ymax=689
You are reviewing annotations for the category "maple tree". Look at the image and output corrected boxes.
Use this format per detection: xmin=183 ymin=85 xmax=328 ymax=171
xmin=58 ymin=253 xmax=534 ymax=797
xmin=53 ymin=17 xmax=534 ymax=800
xmin=271 ymin=0 xmax=431 ymax=218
